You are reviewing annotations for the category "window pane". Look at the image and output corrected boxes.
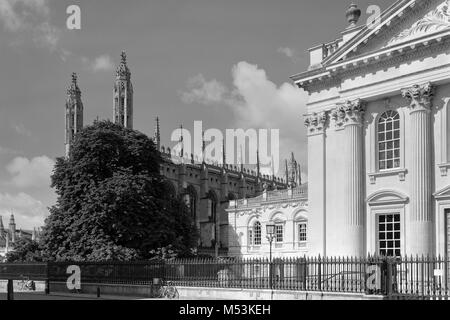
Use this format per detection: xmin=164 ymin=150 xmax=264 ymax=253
xmin=378 ymin=214 xmax=401 ymax=256
xmin=387 ymin=141 xmax=393 ymax=149
xmin=386 ymin=132 xmax=392 ymax=140
xmin=386 ymin=122 xmax=392 ymax=130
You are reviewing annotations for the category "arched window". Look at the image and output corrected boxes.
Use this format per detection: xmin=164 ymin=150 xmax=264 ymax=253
xmin=163 ymin=181 xmax=177 ymax=199
xmin=378 ymin=110 xmax=400 ymax=170
xmin=207 ymin=191 xmax=218 ymax=223
xmin=185 ymin=186 xmax=197 ymax=220
xmin=248 ymin=221 xmax=261 ymax=246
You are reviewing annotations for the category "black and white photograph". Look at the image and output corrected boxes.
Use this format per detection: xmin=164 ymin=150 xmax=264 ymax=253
xmin=0 ymin=0 xmax=449 ymax=310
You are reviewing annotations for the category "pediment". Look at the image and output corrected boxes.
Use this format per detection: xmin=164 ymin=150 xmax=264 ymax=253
xmin=325 ymin=0 xmax=450 ymax=66
xmin=434 ymin=185 xmax=450 ymax=199
xmin=367 ymin=190 xmax=409 ymax=206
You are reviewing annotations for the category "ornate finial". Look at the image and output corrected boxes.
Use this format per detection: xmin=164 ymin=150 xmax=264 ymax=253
xmin=286 ymin=152 xmax=299 ymax=188
xmin=222 ymin=138 xmax=226 ymax=167
xmin=346 ymin=3 xmax=361 ymax=27
xmin=67 ymin=73 xmax=81 ymax=96
xmin=116 ymin=51 xmax=130 ymax=78
xmin=154 ymin=117 xmax=161 ymax=150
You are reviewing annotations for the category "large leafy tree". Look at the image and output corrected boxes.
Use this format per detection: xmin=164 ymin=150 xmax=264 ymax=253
xmin=6 ymin=238 xmax=44 ymax=263
xmin=41 ymin=121 xmax=198 ymax=261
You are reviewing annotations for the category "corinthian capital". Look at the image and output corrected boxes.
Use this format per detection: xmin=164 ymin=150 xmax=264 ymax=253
xmin=304 ymin=111 xmax=328 ymax=135
xmin=333 ymin=99 xmax=366 ymax=127
xmin=401 ymin=82 xmax=434 ymax=110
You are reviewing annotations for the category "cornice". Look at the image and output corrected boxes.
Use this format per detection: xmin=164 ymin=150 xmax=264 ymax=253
xmin=295 ymin=33 xmax=450 ymax=93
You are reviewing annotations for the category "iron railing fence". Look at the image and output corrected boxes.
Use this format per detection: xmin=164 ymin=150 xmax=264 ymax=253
xmin=0 ymin=262 xmax=48 ymax=281
xmin=389 ymin=255 xmax=450 ymax=300
xmin=0 ymin=255 xmax=449 ymax=299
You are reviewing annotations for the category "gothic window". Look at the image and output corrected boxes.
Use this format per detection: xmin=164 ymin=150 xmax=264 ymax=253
xmin=378 ymin=110 xmax=400 ymax=170
xmin=208 ymin=191 xmax=218 ymax=223
xmin=186 ymin=186 xmax=197 ymax=220
xmin=164 ymin=181 xmax=177 ymax=199
xmin=377 ymin=213 xmax=401 ymax=257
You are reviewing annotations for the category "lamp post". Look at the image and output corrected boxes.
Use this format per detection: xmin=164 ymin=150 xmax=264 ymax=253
xmin=266 ymin=221 xmax=275 ymax=292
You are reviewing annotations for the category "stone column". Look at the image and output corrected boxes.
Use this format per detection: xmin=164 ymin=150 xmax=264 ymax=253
xmin=401 ymin=82 xmax=434 ymax=255
xmin=304 ymin=111 xmax=328 ymax=256
xmin=333 ymin=99 xmax=366 ymax=256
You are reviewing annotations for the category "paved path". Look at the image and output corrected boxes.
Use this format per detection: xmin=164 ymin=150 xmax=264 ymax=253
xmin=0 ymin=291 xmax=151 ymax=300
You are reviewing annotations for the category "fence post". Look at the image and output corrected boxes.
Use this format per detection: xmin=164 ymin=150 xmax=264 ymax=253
xmin=318 ymin=255 xmax=322 ymax=291
xmin=45 ymin=262 xmax=50 ymax=295
xmin=7 ymin=279 xmax=14 ymax=300
xmin=385 ymin=256 xmax=393 ymax=297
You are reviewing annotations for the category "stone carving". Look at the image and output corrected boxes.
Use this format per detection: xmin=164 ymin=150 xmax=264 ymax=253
xmin=388 ymin=0 xmax=450 ymax=46
xmin=304 ymin=111 xmax=328 ymax=134
xmin=401 ymin=82 xmax=434 ymax=109
xmin=332 ymin=99 xmax=366 ymax=127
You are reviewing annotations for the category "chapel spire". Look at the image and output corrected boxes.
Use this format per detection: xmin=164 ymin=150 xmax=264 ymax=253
xmin=65 ymin=72 xmax=84 ymax=158
xmin=113 ymin=50 xmax=133 ymax=129
xmin=154 ymin=117 xmax=161 ymax=151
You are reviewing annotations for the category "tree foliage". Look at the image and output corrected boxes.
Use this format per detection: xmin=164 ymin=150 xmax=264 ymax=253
xmin=41 ymin=121 xmax=198 ymax=261
xmin=6 ymin=238 xmax=44 ymax=263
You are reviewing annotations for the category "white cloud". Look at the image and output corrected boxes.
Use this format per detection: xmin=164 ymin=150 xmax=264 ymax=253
xmin=82 ymin=54 xmax=115 ymax=73
xmin=12 ymin=123 xmax=31 ymax=137
xmin=6 ymin=156 xmax=54 ymax=188
xmin=277 ymin=47 xmax=295 ymax=58
xmin=180 ymin=61 xmax=309 ymax=177
xmin=0 ymin=0 xmax=66 ymax=55
xmin=277 ymin=47 xmax=300 ymax=63
xmin=180 ymin=74 xmax=228 ymax=105
xmin=0 ymin=192 xmax=48 ymax=229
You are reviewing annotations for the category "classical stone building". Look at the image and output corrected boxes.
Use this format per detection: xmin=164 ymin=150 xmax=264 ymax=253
xmin=226 ymin=154 xmax=308 ymax=259
xmin=290 ymin=0 xmax=450 ymax=257
xmin=64 ymin=52 xmax=287 ymax=255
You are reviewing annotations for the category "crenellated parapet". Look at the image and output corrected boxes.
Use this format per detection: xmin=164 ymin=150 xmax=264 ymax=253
xmin=158 ymin=144 xmax=287 ymax=185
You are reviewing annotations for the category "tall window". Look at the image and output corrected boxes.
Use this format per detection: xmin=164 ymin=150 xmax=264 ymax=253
xmin=378 ymin=214 xmax=401 ymax=257
xmin=298 ymin=222 xmax=307 ymax=243
xmin=275 ymin=224 xmax=284 ymax=243
xmin=378 ymin=111 xmax=400 ymax=170
xmin=186 ymin=187 xmax=197 ymax=220
xmin=248 ymin=221 xmax=261 ymax=246
xmin=253 ymin=222 xmax=261 ymax=246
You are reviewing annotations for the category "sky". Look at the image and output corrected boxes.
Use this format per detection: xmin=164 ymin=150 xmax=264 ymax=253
xmin=0 ymin=0 xmax=394 ymax=229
